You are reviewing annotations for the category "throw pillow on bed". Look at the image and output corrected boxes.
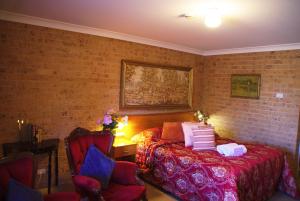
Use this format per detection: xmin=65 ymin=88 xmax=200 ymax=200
xmin=79 ymin=145 xmax=115 ymax=188
xmin=181 ymin=122 xmax=204 ymax=147
xmin=5 ymin=179 xmax=43 ymax=201
xmin=161 ymin=122 xmax=184 ymax=141
xmin=131 ymin=127 xmax=162 ymax=143
xmin=192 ymin=126 xmax=216 ymax=151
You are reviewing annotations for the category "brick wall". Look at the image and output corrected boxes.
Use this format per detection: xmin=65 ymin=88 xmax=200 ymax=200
xmin=202 ymin=51 xmax=300 ymax=167
xmin=1 ymin=19 xmax=300 ymax=184
xmin=0 ymin=20 xmax=204 ymax=184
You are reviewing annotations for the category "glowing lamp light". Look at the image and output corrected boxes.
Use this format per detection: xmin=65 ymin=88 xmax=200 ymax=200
xmin=204 ymin=8 xmax=222 ymax=28
xmin=117 ymin=122 xmax=125 ymax=130
xmin=115 ymin=115 xmax=129 ymax=137
xmin=115 ymin=131 xmax=125 ymax=137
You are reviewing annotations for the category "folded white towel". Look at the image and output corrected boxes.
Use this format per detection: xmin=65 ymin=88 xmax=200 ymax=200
xmin=232 ymin=145 xmax=247 ymax=156
xmin=217 ymin=143 xmax=247 ymax=157
xmin=216 ymin=143 xmax=237 ymax=156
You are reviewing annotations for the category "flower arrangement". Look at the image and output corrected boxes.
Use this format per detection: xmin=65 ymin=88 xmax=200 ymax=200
xmin=98 ymin=109 xmax=128 ymax=135
xmin=194 ymin=110 xmax=209 ymax=124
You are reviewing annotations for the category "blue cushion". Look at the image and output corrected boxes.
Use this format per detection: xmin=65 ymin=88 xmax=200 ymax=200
xmin=80 ymin=145 xmax=115 ymax=188
xmin=5 ymin=179 xmax=43 ymax=201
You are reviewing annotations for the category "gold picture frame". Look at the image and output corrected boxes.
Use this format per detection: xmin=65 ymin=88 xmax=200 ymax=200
xmin=231 ymin=74 xmax=261 ymax=99
xmin=120 ymin=60 xmax=193 ymax=110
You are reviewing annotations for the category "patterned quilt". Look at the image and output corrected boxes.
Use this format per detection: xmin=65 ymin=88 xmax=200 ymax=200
xmin=136 ymin=132 xmax=299 ymax=201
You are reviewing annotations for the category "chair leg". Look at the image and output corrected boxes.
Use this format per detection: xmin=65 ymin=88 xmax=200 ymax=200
xmin=81 ymin=197 xmax=89 ymax=201
xmin=141 ymin=194 xmax=148 ymax=201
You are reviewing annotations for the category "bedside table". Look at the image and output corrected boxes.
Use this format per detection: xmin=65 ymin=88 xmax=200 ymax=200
xmin=111 ymin=138 xmax=137 ymax=161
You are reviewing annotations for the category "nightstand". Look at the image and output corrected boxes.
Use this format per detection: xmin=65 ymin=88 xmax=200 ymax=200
xmin=111 ymin=138 xmax=137 ymax=161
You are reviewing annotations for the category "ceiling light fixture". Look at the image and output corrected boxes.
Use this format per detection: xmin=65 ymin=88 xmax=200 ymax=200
xmin=204 ymin=8 xmax=222 ymax=28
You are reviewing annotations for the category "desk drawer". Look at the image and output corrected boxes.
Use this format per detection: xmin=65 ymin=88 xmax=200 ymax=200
xmin=113 ymin=144 xmax=136 ymax=158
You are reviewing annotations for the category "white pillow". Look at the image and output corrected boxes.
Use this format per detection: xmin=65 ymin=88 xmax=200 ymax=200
xmin=181 ymin=122 xmax=204 ymax=147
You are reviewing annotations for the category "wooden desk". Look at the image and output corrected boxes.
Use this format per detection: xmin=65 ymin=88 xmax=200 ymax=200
xmin=111 ymin=137 xmax=137 ymax=162
xmin=2 ymin=139 xmax=59 ymax=194
xmin=112 ymin=143 xmax=136 ymax=160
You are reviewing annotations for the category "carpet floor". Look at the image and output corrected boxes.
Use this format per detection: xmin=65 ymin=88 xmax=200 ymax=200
xmin=145 ymin=183 xmax=299 ymax=201
xmin=41 ymin=178 xmax=299 ymax=201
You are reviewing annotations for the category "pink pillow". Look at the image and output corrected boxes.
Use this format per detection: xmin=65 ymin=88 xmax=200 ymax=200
xmin=161 ymin=122 xmax=184 ymax=141
xmin=192 ymin=126 xmax=215 ymax=151
xmin=181 ymin=122 xmax=204 ymax=147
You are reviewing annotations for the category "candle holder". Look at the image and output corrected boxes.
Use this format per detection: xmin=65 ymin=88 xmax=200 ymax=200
xmin=17 ymin=119 xmax=24 ymax=142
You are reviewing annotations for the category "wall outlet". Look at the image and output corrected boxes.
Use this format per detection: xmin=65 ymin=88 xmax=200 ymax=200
xmin=37 ymin=168 xmax=46 ymax=175
xmin=275 ymin=92 xmax=284 ymax=99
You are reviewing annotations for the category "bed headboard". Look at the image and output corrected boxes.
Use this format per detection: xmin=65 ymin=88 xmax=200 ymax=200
xmin=124 ymin=111 xmax=195 ymax=138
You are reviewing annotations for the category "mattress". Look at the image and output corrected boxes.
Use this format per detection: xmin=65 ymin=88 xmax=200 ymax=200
xmin=136 ymin=136 xmax=299 ymax=201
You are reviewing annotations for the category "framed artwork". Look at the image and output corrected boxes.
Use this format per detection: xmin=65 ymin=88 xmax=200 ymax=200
xmin=231 ymin=74 xmax=261 ymax=99
xmin=120 ymin=60 xmax=193 ymax=110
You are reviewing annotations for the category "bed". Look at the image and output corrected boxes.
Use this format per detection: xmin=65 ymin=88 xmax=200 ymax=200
xmin=134 ymin=127 xmax=299 ymax=201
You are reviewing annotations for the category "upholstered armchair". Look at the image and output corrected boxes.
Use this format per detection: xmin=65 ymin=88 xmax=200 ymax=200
xmin=0 ymin=153 xmax=80 ymax=201
xmin=65 ymin=127 xmax=147 ymax=201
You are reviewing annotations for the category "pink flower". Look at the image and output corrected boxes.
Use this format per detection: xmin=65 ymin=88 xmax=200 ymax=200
xmin=96 ymin=118 xmax=102 ymax=125
xmin=103 ymin=114 xmax=112 ymax=125
xmin=121 ymin=115 xmax=128 ymax=124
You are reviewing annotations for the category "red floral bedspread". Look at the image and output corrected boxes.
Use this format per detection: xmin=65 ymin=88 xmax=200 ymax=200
xmin=136 ymin=132 xmax=299 ymax=201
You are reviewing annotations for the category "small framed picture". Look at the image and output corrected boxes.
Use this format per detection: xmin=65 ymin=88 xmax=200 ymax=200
xmin=231 ymin=74 xmax=261 ymax=99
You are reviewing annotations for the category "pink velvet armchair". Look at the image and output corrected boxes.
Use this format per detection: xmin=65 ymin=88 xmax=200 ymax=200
xmin=0 ymin=153 xmax=80 ymax=201
xmin=64 ymin=127 xmax=147 ymax=201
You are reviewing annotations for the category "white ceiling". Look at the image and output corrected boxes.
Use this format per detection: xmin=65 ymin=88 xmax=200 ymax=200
xmin=0 ymin=0 xmax=300 ymax=55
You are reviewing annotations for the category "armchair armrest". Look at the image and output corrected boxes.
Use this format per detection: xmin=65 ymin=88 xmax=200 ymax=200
xmin=73 ymin=175 xmax=102 ymax=197
xmin=111 ymin=161 xmax=140 ymax=185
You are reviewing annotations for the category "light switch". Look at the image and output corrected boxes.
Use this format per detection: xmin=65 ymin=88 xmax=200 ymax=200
xmin=275 ymin=92 xmax=284 ymax=99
